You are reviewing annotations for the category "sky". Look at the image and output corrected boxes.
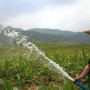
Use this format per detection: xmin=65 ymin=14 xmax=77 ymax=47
xmin=0 ymin=0 xmax=90 ymax=32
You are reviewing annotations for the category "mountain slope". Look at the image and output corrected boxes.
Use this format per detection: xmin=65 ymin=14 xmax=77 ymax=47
xmin=69 ymin=32 xmax=90 ymax=43
xmin=0 ymin=25 xmax=90 ymax=43
xmin=20 ymin=30 xmax=70 ymax=43
xmin=28 ymin=28 xmax=76 ymax=36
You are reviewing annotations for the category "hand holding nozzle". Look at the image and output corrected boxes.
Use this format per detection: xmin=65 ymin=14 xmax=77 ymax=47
xmin=74 ymin=62 xmax=90 ymax=90
xmin=73 ymin=73 xmax=89 ymax=89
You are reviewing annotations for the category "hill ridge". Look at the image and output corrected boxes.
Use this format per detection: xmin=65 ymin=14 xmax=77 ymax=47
xmin=0 ymin=25 xmax=90 ymax=43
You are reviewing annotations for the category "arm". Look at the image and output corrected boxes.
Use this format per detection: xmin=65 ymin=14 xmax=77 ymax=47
xmin=74 ymin=64 xmax=90 ymax=82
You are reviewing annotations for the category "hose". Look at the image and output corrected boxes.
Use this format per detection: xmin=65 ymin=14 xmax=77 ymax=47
xmin=75 ymin=81 xmax=89 ymax=90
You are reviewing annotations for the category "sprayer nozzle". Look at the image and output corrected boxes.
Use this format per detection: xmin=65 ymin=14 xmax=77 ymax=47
xmin=75 ymin=81 xmax=89 ymax=90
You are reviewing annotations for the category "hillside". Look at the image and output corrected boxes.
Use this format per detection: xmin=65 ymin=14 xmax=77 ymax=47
xmin=28 ymin=28 xmax=76 ymax=36
xmin=0 ymin=25 xmax=90 ymax=44
xmin=20 ymin=30 xmax=70 ymax=43
xmin=69 ymin=32 xmax=90 ymax=43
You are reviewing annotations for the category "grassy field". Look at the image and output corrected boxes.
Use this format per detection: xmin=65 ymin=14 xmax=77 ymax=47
xmin=0 ymin=43 xmax=90 ymax=90
xmin=36 ymin=42 xmax=90 ymax=75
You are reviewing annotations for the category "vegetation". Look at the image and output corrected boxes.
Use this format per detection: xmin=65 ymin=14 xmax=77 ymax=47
xmin=0 ymin=43 xmax=90 ymax=90
xmin=36 ymin=42 xmax=90 ymax=75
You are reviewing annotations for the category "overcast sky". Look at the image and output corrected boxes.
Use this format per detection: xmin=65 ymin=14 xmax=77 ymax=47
xmin=0 ymin=0 xmax=90 ymax=32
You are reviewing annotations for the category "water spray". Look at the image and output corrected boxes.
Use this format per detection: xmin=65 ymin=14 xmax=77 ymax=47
xmin=3 ymin=29 xmax=89 ymax=90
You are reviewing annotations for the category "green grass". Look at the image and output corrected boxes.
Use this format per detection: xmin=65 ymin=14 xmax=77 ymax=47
xmin=0 ymin=43 xmax=90 ymax=90
xmin=0 ymin=46 xmax=65 ymax=90
xmin=36 ymin=43 xmax=90 ymax=75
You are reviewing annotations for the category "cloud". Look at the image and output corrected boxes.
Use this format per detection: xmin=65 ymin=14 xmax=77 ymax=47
xmin=71 ymin=0 xmax=90 ymax=31
xmin=3 ymin=6 xmax=73 ymax=29
xmin=1 ymin=0 xmax=90 ymax=32
xmin=1 ymin=0 xmax=76 ymax=16
xmin=0 ymin=0 xmax=3 ymax=10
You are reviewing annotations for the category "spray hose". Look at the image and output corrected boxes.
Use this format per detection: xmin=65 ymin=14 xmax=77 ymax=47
xmin=74 ymin=81 xmax=89 ymax=90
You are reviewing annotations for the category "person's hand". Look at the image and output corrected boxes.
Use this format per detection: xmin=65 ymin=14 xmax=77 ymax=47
xmin=74 ymin=76 xmax=83 ymax=83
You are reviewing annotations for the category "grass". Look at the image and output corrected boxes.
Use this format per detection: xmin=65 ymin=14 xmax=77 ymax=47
xmin=36 ymin=43 xmax=90 ymax=75
xmin=0 ymin=43 xmax=90 ymax=90
xmin=0 ymin=46 xmax=65 ymax=90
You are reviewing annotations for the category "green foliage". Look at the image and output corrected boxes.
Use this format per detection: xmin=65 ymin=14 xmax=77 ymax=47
xmin=0 ymin=47 xmax=63 ymax=89
xmin=0 ymin=43 xmax=90 ymax=89
xmin=81 ymin=48 xmax=88 ymax=66
xmin=36 ymin=43 xmax=90 ymax=74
